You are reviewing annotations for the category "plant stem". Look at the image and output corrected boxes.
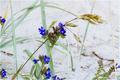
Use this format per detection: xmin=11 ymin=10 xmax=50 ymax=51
xmin=40 ymin=0 xmax=54 ymax=72
xmin=49 ymin=47 xmax=54 ymax=71
xmin=12 ymin=39 xmax=48 ymax=80
xmin=67 ymin=40 xmax=75 ymax=71
xmin=80 ymin=1 xmax=96 ymax=55
xmin=9 ymin=0 xmax=18 ymax=80
xmin=40 ymin=0 xmax=47 ymax=27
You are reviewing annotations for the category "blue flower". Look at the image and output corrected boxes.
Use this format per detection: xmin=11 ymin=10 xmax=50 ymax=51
xmin=117 ymin=65 xmax=120 ymax=68
xmin=58 ymin=22 xmax=66 ymax=36
xmin=43 ymin=55 xmax=50 ymax=64
xmin=1 ymin=18 xmax=6 ymax=24
xmin=1 ymin=68 xmax=7 ymax=78
xmin=60 ymin=28 xmax=66 ymax=36
xmin=44 ymin=68 xmax=51 ymax=79
xmin=38 ymin=26 xmax=47 ymax=36
xmin=33 ymin=59 xmax=39 ymax=64
xmin=52 ymin=75 xmax=62 ymax=80
xmin=58 ymin=22 xmax=65 ymax=28
xmin=0 ymin=17 xmax=6 ymax=24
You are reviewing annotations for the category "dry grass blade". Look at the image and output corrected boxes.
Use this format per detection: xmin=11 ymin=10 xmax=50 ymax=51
xmin=79 ymin=14 xmax=103 ymax=24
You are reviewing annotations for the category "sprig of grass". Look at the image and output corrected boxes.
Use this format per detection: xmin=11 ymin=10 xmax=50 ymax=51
xmin=12 ymin=39 xmax=48 ymax=80
xmin=66 ymin=40 xmax=75 ymax=71
xmin=80 ymin=1 xmax=96 ymax=55
xmin=9 ymin=0 xmax=18 ymax=79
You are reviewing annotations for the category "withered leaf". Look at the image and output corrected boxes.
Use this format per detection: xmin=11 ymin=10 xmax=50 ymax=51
xmin=66 ymin=23 xmax=77 ymax=27
xmin=73 ymin=34 xmax=81 ymax=43
xmin=79 ymin=14 xmax=103 ymax=24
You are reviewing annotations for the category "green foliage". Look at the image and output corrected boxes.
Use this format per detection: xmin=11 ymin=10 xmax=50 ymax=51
xmin=0 ymin=0 xmax=105 ymax=80
xmin=48 ymin=20 xmax=57 ymax=30
xmin=117 ymin=75 xmax=120 ymax=80
xmin=92 ymin=60 xmax=106 ymax=80
xmin=34 ymin=64 xmax=41 ymax=79
xmin=0 ymin=37 xmax=28 ymax=49
xmin=93 ymin=63 xmax=115 ymax=80
xmin=24 ymin=50 xmax=34 ymax=60
xmin=24 ymin=49 xmax=42 ymax=80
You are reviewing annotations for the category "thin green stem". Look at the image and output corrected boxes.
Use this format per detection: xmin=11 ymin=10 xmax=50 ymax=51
xmin=46 ymin=4 xmax=77 ymax=17
xmin=40 ymin=0 xmax=47 ymax=27
xmin=9 ymin=0 xmax=18 ymax=80
xmin=67 ymin=40 xmax=75 ymax=71
xmin=0 ymin=1 xmax=38 ymax=46
xmin=12 ymin=39 xmax=48 ymax=80
xmin=40 ymin=0 xmax=54 ymax=72
xmin=80 ymin=1 xmax=96 ymax=55
xmin=49 ymin=47 xmax=54 ymax=71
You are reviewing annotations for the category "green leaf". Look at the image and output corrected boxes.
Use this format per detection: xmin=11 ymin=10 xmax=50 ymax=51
xmin=55 ymin=42 xmax=67 ymax=50
xmin=22 ymin=76 xmax=31 ymax=80
xmin=0 ymin=37 xmax=28 ymax=49
xmin=117 ymin=75 xmax=120 ymax=80
xmin=66 ymin=23 xmax=77 ymax=27
xmin=54 ymin=47 xmax=67 ymax=54
xmin=21 ymin=75 xmax=33 ymax=80
xmin=60 ymin=34 xmax=65 ymax=39
xmin=34 ymin=64 xmax=41 ymax=79
xmin=24 ymin=50 xmax=42 ymax=79
xmin=48 ymin=20 xmax=57 ymax=30
xmin=24 ymin=49 xmax=34 ymax=60
xmin=30 ymin=65 xmax=36 ymax=77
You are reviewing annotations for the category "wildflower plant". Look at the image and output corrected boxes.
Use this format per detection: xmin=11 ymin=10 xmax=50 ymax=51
xmin=1 ymin=1 xmax=113 ymax=80
xmin=11 ymin=13 xmax=103 ymax=79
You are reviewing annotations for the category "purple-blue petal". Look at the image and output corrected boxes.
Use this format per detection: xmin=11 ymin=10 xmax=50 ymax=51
xmin=1 ymin=68 xmax=7 ymax=78
xmin=60 ymin=28 xmax=66 ymax=36
xmin=44 ymin=68 xmax=51 ymax=79
xmin=33 ymin=59 xmax=39 ymax=64
xmin=44 ymin=55 xmax=50 ymax=64
xmin=58 ymin=22 xmax=65 ymax=28
xmin=0 ymin=18 xmax=6 ymax=24
xmin=38 ymin=26 xmax=47 ymax=36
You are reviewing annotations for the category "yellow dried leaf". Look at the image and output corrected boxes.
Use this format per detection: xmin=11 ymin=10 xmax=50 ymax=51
xmin=79 ymin=14 xmax=103 ymax=24
xmin=66 ymin=23 xmax=77 ymax=27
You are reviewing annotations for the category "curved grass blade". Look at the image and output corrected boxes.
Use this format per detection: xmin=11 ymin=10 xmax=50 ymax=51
xmin=12 ymin=39 xmax=48 ymax=80
xmin=0 ymin=37 xmax=28 ymax=49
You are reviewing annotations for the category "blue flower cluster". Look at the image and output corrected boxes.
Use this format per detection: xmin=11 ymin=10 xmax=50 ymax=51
xmin=43 ymin=55 xmax=50 ymax=64
xmin=0 ymin=16 xmax=6 ymax=24
xmin=33 ymin=55 xmax=62 ymax=80
xmin=38 ymin=22 xmax=66 ymax=37
xmin=44 ymin=68 xmax=63 ymax=80
xmin=43 ymin=57 xmax=62 ymax=80
xmin=58 ymin=22 xmax=66 ymax=36
xmin=33 ymin=59 xmax=39 ymax=64
xmin=58 ymin=22 xmax=65 ymax=28
xmin=0 ymin=68 xmax=7 ymax=78
xmin=44 ymin=68 xmax=51 ymax=79
xmin=33 ymin=55 xmax=50 ymax=64
xmin=38 ymin=26 xmax=47 ymax=36
xmin=37 ymin=22 xmax=65 ymax=80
